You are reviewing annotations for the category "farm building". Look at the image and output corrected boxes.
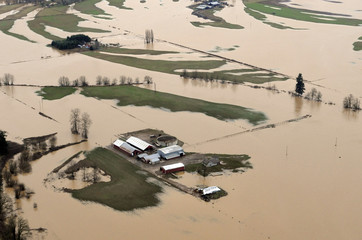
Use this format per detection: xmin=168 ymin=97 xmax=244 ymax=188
xmin=202 ymin=157 xmax=220 ymax=167
xmin=126 ymin=136 xmax=153 ymax=151
xmin=138 ymin=153 xmax=160 ymax=165
xmin=113 ymin=139 xmax=140 ymax=156
xmin=202 ymin=186 xmax=221 ymax=195
xmin=157 ymin=145 xmax=185 ymax=160
xmin=160 ymin=163 xmax=185 ymax=174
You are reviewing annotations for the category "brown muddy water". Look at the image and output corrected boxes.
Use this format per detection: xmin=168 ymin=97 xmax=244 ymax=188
xmin=1 ymin=0 xmax=362 ymax=239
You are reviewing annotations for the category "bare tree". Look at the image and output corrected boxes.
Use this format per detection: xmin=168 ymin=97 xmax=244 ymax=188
xmin=144 ymin=75 xmax=153 ymax=84
xmin=112 ymin=78 xmax=118 ymax=85
xmin=120 ymin=75 xmax=126 ymax=85
xmin=102 ymin=77 xmax=110 ymax=86
xmin=58 ymin=76 xmax=70 ymax=86
xmin=145 ymin=29 xmax=154 ymax=44
xmin=2 ymin=73 xmax=14 ymax=85
xmin=49 ymin=136 xmax=57 ymax=148
xmin=92 ymin=168 xmax=100 ymax=183
xmin=127 ymin=77 xmax=133 ymax=85
xmin=80 ymin=112 xmax=92 ymax=139
xmin=135 ymin=77 xmax=140 ymax=84
xmin=96 ymin=75 xmax=102 ymax=86
xmin=79 ymin=76 xmax=88 ymax=86
xmin=70 ymin=108 xmax=81 ymax=134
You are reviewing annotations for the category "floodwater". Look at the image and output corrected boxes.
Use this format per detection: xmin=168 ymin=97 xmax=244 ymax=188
xmin=1 ymin=0 xmax=362 ymax=239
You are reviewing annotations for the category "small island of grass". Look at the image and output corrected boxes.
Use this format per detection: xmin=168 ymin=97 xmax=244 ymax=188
xmin=68 ymin=147 xmax=163 ymax=211
xmin=36 ymin=86 xmax=77 ymax=100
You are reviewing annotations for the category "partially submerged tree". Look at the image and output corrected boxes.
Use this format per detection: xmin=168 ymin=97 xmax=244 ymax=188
xmin=70 ymin=108 xmax=81 ymax=134
xmin=295 ymin=73 xmax=305 ymax=95
xmin=58 ymin=76 xmax=70 ymax=86
xmin=80 ymin=112 xmax=92 ymax=139
xmin=343 ymin=94 xmax=360 ymax=110
xmin=79 ymin=76 xmax=88 ymax=86
xmin=305 ymin=88 xmax=322 ymax=101
xmin=145 ymin=29 xmax=154 ymax=44
xmin=2 ymin=73 xmax=14 ymax=85
xmin=96 ymin=75 xmax=102 ymax=86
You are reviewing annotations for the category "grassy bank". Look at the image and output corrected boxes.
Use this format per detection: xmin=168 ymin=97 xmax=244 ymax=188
xmin=28 ymin=6 xmax=108 ymax=41
xmin=244 ymin=7 xmax=294 ymax=30
xmin=190 ymin=5 xmax=244 ymax=29
xmin=73 ymin=0 xmax=109 ymax=16
xmin=100 ymin=47 xmax=178 ymax=55
xmin=70 ymin=147 xmax=162 ymax=211
xmin=185 ymin=154 xmax=252 ymax=176
xmin=107 ymin=0 xmax=132 ymax=10
xmin=243 ymin=0 xmax=362 ymax=26
xmin=0 ymin=3 xmax=23 ymax=14
xmin=81 ymin=85 xmax=267 ymax=124
xmin=82 ymin=51 xmax=226 ymax=74
xmin=353 ymin=37 xmax=362 ymax=51
xmin=0 ymin=5 xmax=39 ymax=42
xmin=37 ymin=87 xmax=77 ymax=100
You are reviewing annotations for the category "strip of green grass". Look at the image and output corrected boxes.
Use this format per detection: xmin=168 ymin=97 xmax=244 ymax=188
xmin=244 ymin=1 xmax=362 ymax=26
xmin=185 ymin=154 xmax=252 ymax=176
xmin=73 ymin=0 xmax=109 ymax=15
xmin=107 ymin=0 xmax=132 ymax=10
xmin=82 ymin=51 xmax=226 ymax=74
xmin=81 ymin=85 xmax=267 ymax=124
xmin=36 ymin=87 xmax=77 ymax=100
xmin=353 ymin=37 xmax=362 ymax=51
xmin=28 ymin=6 xmax=108 ymax=41
xmin=0 ymin=3 xmax=24 ymax=14
xmin=100 ymin=47 xmax=178 ymax=55
xmin=70 ymin=147 xmax=162 ymax=211
xmin=0 ymin=5 xmax=38 ymax=42
xmin=190 ymin=6 xmax=244 ymax=29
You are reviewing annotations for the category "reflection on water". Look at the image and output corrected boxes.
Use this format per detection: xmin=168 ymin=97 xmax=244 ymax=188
xmin=342 ymin=108 xmax=359 ymax=121
xmin=294 ymin=96 xmax=303 ymax=115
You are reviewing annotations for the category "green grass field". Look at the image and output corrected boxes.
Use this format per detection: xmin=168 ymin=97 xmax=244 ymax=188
xmin=190 ymin=6 xmax=244 ymax=29
xmin=70 ymin=147 xmax=162 ymax=211
xmin=0 ymin=3 xmax=24 ymax=14
xmin=244 ymin=1 xmax=362 ymax=26
xmin=81 ymin=85 xmax=267 ymax=124
xmin=82 ymin=51 xmax=226 ymax=74
xmin=0 ymin=5 xmax=39 ymax=42
xmin=353 ymin=37 xmax=362 ymax=51
xmin=73 ymin=0 xmax=109 ymax=15
xmin=107 ymin=0 xmax=132 ymax=10
xmin=36 ymin=87 xmax=77 ymax=100
xmin=28 ymin=5 xmax=108 ymax=41
xmin=100 ymin=47 xmax=178 ymax=55
xmin=185 ymin=154 xmax=252 ymax=176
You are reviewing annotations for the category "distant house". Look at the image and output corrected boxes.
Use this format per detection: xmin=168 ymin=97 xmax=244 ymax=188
xmin=202 ymin=157 xmax=220 ymax=167
xmin=126 ymin=136 xmax=153 ymax=152
xmin=160 ymin=163 xmax=185 ymax=174
xmin=209 ymin=1 xmax=220 ymax=6
xmin=113 ymin=139 xmax=140 ymax=156
xmin=157 ymin=145 xmax=185 ymax=160
xmin=202 ymin=186 xmax=221 ymax=195
xmin=196 ymin=4 xmax=210 ymax=10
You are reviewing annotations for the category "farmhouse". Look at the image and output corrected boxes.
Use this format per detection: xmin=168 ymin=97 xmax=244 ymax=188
xmin=160 ymin=163 xmax=185 ymax=174
xmin=202 ymin=157 xmax=220 ymax=167
xmin=126 ymin=136 xmax=153 ymax=151
xmin=113 ymin=139 xmax=140 ymax=156
xmin=157 ymin=145 xmax=185 ymax=160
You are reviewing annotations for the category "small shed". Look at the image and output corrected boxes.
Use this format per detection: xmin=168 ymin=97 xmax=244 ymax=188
xmin=202 ymin=186 xmax=221 ymax=195
xmin=160 ymin=163 xmax=185 ymax=174
xmin=202 ymin=157 xmax=220 ymax=168
xmin=126 ymin=136 xmax=153 ymax=151
xmin=157 ymin=145 xmax=185 ymax=160
xmin=113 ymin=139 xmax=139 ymax=156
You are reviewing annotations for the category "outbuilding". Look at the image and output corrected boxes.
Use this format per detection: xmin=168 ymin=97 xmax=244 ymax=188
xmin=126 ymin=136 xmax=153 ymax=152
xmin=157 ymin=145 xmax=185 ymax=160
xmin=202 ymin=186 xmax=221 ymax=195
xmin=113 ymin=139 xmax=140 ymax=156
xmin=160 ymin=163 xmax=185 ymax=174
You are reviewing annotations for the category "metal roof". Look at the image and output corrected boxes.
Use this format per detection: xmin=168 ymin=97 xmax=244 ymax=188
xmin=158 ymin=145 xmax=184 ymax=155
xmin=202 ymin=186 xmax=221 ymax=195
xmin=121 ymin=142 xmax=138 ymax=153
xmin=126 ymin=136 xmax=152 ymax=151
xmin=161 ymin=163 xmax=185 ymax=171
xmin=113 ymin=139 xmax=125 ymax=148
xmin=144 ymin=153 xmax=160 ymax=161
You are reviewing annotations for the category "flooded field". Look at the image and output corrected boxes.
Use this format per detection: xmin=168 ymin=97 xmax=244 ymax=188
xmin=1 ymin=0 xmax=361 ymax=239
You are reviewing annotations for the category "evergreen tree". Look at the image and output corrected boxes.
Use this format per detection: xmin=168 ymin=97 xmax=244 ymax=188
xmin=295 ymin=73 xmax=305 ymax=95
xmin=0 ymin=131 xmax=8 ymax=156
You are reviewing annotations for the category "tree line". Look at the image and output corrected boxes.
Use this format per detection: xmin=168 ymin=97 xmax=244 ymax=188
xmin=58 ymin=75 xmax=153 ymax=86
xmin=0 ymin=73 xmax=15 ymax=86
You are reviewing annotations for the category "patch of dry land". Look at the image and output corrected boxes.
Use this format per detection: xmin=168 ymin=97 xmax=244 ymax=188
xmin=0 ymin=0 xmax=362 ymax=239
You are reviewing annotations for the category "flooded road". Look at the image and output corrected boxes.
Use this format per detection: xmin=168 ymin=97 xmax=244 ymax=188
xmin=1 ymin=0 xmax=362 ymax=239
